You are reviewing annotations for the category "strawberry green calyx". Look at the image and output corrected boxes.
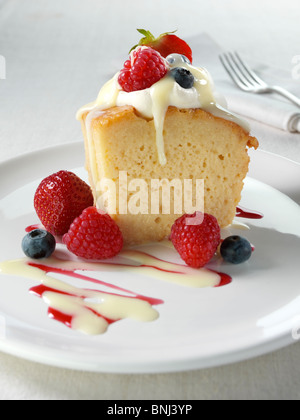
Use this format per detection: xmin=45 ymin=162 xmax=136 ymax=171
xmin=136 ymin=29 xmax=157 ymax=45
xmin=136 ymin=29 xmax=177 ymax=46
xmin=129 ymin=29 xmax=193 ymax=63
xmin=129 ymin=29 xmax=157 ymax=53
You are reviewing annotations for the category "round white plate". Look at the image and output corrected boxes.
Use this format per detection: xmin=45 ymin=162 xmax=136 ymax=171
xmin=0 ymin=143 xmax=299 ymax=374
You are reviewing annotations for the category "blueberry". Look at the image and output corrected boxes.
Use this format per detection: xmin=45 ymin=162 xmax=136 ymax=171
xmin=220 ymin=236 xmax=252 ymax=265
xmin=169 ymin=67 xmax=195 ymax=89
xmin=22 ymin=229 xmax=56 ymax=259
xmin=166 ymin=54 xmax=191 ymax=66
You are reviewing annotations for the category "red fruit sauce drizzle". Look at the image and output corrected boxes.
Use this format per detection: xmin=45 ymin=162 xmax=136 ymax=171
xmin=216 ymin=272 xmax=232 ymax=287
xmin=236 ymin=206 xmax=264 ymax=220
xmin=25 ymin=202 xmax=266 ymax=334
xmin=25 ymin=224 xmax=41 ymax=233
xmin=26 ymin=248 xmax=231 ymax=333
xmin=29 ymin=262 xmax=164 ymax=331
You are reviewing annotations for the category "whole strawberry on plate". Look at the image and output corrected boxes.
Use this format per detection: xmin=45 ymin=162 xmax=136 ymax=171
xmin=34 ymin=170 xmax=94 ymax=236
xmin=131 ymin=29 xmax=193 ymax=64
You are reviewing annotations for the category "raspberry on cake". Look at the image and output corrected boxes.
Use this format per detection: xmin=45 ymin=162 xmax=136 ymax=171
xmin=77 ymin=31 xmax=259 ymax=246
xmin=118 ymin=46 xmax=168 ymax=93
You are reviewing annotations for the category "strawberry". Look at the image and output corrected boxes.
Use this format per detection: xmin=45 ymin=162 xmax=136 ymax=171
xmin=132 ymin=29 xmax=193 ymax=64
xmin=34 ymin=171 xmax=94 ymax=236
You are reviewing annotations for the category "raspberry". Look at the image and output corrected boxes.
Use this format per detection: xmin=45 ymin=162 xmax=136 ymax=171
xmin=118 ymin=46 xmax=168 ymax=92
xmin=63 ymin=207 xmax=123 ymax=260
xmin=170 ymin=212 xmax=221 ymax=268
xmin=34 ymin=171 xmax=94 ymax=236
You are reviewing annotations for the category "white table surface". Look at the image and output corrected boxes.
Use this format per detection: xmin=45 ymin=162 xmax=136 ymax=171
xmin=0 ymin=0 xmax=300 ymax=400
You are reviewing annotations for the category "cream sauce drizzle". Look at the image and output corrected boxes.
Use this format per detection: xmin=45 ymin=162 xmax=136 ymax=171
xmin=0 ymin=246 xmax=229 ymax=335
xmin=76 ymin=53 xmax=249 ymax=167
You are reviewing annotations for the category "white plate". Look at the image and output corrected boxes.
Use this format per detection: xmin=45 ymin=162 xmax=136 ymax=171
xmin=0 ymin=143 xmax=299 ymax=374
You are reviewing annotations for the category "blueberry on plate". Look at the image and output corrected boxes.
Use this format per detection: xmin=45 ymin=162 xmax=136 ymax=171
xmin=22 ymin=229 xmax=56 ymax=259
xmin=169 ymin=67 xmax=195 ymax=89
xmin=220 ymin=235 xmax=252 ymax=264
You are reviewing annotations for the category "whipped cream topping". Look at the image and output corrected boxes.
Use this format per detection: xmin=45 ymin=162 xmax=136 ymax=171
xmin=77 ymin=52 xmax=250 ymax=166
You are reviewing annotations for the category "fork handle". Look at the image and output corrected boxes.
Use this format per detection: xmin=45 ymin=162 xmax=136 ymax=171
xmin=271 ymin=86 xmax=300 ymax=108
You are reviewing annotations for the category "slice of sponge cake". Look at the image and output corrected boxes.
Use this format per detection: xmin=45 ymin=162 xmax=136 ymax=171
xmin=80 ymin=105 xmax=258 ymax=245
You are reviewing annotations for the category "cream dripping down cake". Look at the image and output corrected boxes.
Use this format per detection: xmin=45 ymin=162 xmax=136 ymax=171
xmin=77 ymin=30 xmax=258 ymax=246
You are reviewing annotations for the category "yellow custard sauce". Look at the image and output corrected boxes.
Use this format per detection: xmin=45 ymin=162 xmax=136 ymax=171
xmin=0 ymin=244 xmax=231 ymax=336
xmin=76 ymin=52 xmax=249 ymax=167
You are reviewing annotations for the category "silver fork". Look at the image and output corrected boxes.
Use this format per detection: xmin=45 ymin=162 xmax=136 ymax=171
xmin=219 ymin=52 xmax=300 ymax=108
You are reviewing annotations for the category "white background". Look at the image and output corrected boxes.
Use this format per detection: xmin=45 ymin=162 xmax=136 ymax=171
xmin=0 ymin=0 xmax=299 ymax=400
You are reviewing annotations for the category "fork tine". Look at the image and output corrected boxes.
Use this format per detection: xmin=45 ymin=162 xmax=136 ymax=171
xmin=219 ymin=53 xmax=246 ymax=88
xmin=219 ymin=53 xmax=251 ymax=90
xmin=233 ymin=52 xmax=266 ymax=87
xmin=228 ymin=52 xmax=257 ymax=87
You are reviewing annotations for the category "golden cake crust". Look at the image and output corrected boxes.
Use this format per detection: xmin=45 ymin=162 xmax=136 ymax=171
xmin=81 ymin=105 xmax=258 ymax=245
